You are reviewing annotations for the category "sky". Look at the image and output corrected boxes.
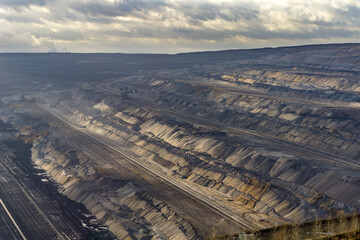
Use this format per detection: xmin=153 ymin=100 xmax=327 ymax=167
xmin=0 ymin=0 xmax=359 ymax=53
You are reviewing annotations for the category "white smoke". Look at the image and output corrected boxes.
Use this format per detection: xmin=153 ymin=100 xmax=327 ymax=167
xmin=31 ymin=35 xmax=67 ymax=53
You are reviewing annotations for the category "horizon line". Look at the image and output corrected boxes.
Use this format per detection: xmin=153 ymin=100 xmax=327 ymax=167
xmin=0 ymin=42 xmax=359 ymax=55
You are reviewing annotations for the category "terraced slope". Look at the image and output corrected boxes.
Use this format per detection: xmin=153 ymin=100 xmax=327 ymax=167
xmin=1 ymin=44 xmax=360 ymax=239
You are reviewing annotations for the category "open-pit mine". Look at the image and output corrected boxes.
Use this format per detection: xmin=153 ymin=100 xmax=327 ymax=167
xmin=1 ymin=44 xmax=360 ymax=239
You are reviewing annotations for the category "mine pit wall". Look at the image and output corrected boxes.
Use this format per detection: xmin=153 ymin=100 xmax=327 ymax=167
xmin=0 ymin=107 xmax=198 ymax=239
xmin=225 ymin=70 xmax=360 ymax=92
xmin=31 ymin=133 xmax=198 ymax=240
xmin=2 ymin=44 xmax=360 ymax=239
xmin=155 ymin=78 xmax=360 ymax=161
xmin=5 ymin=63 xmax=360 ymax=237
xmin=47 ymin=90 xmax=360 ymax=225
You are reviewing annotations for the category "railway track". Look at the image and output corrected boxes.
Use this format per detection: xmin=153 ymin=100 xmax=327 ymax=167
xmin=0 ymin=198 xmax=27 ymax=240
xmin=0 ymin=156 xmax=68 ymax=240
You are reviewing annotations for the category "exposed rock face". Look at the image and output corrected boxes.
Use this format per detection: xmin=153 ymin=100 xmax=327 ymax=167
xmin=1 ymin=44 xmax=360 ymax=239
xmin=48 ymin=93 xmax=358 ymax=224
xmin=30 ymin=133 xmax=198 ymax=239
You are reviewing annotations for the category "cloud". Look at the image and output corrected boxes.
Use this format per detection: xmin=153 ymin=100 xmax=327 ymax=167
xmin=0 ymin=0 xmax=359 ymax=53
xmin=70 ymin=0 xmax=169 ymax=18
xmin=0 ymin=0 xmax=49 ymax=7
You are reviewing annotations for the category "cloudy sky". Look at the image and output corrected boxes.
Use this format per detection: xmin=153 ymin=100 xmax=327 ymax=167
xmin=0 ymin=0 xmax=359 ymax=53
